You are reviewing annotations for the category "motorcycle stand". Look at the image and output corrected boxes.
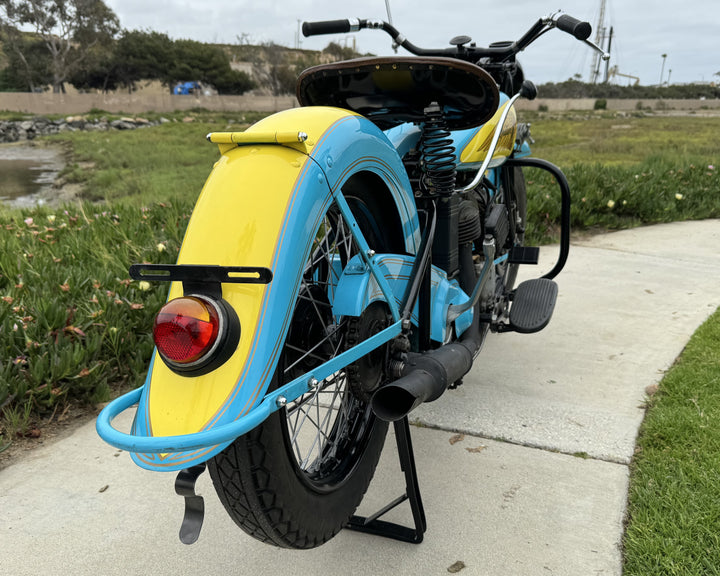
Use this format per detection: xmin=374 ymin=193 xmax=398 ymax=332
xmin=346 ymin=416 xmax=427 ymax=543
xmin=173 ymin=417 xmax=426 ymax=545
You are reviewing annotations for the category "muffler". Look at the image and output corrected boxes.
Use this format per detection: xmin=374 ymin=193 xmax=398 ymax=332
xmin=371 ymin=341 xmax=477 ymax=421
xmin=371 ymin=243 xmax=486 ymax=422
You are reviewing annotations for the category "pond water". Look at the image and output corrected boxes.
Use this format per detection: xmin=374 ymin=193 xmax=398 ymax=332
xmin=0 ymin=145 xmax=64 ymax=208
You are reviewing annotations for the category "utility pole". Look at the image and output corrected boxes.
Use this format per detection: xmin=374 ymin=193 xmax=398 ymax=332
xmin=659 ymin=53 xmax=667 ymax=86
xmin=590 ymin=0 xmax=607 ymax=83
xmin=385 ymin=0 xmax=394 ymax=24
xmin=603 ymin=27 xmax=614 ymax=83
xmin=295 ymin=20 xmax=302 ymax=49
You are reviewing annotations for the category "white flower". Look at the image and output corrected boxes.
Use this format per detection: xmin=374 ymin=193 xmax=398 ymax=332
xmin=675 ymin=193 xmax=684 ymax=200
xmin=607 ymin=200 xmax=615 ymax=209
xmin=47 ymin=215 xmax=56 ymax=224
xmin=156 ymin=243 xmax=166 ymax=253
xmin=138 ymin=281 xmax=151 ymax=291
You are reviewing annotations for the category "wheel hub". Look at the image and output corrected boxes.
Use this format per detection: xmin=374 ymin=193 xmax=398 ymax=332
xmin=346 ymin=302 xmax=392 ymax=402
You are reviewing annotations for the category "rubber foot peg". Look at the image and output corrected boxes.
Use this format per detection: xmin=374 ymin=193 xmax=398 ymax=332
xmin=509 ymin=278 xmax=558 ymax=334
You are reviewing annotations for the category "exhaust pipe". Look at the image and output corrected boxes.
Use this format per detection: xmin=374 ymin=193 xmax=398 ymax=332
xmin=371 ymin=341 xmax=477 ymax=421
xmin=373 ymin=242 xmax=485 ymax=420
xmin=372 ymin=243 xmax=486 ymax=422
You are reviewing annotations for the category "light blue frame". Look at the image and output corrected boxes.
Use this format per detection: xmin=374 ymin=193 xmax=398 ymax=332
xmin=97 ymin=318 xmax=403 ymax=453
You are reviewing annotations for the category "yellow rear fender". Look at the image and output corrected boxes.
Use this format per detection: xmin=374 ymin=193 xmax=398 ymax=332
xmin=128 ymin=106 xmax=420 ymax=471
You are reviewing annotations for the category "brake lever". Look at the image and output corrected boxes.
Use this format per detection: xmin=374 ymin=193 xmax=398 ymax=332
xmin=583 ymin=39 xmax=611 ymax=61
xmin=547 ymin=12 xmax=610 ymax=61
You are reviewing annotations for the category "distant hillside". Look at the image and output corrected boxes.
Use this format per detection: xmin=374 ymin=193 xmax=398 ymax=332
xmin=219 ymin=42 xmax=371 ymax=96
xmin=537 ymin=79 xmax=720 ymax=100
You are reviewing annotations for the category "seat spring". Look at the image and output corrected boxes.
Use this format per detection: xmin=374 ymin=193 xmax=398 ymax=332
xmin=421 ymin=108 xmax=457 ymax=196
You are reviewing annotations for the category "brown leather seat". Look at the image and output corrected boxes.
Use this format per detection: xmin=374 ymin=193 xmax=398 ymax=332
xmin=296 ymin=57 xmax=500 ymax=130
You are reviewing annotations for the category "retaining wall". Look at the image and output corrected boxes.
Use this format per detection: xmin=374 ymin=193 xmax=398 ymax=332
xmin=0 ymin=92 xmax=299 ymax=116
xmin=515 ymin=98 xmax=720 ymax=112
xmin=1 ymin=92 xmax=718 ymax=116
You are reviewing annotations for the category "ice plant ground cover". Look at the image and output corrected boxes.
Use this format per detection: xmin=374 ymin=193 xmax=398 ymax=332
xmin=524 ymin=113 xmax=720 ymax=243
xmin=0 ymin=201 xmax=188 ymax=441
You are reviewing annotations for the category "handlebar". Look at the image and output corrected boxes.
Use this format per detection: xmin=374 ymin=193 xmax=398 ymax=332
xmin=302 ymin=14 xmax=593 ymax=62
xmin=302 ymin=19 xmax=357 ymax=36
xmin=555 ymin=14 xmax=592 ymax=41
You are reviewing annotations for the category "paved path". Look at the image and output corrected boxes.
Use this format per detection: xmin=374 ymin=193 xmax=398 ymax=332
xmin=1 ymin=220 xmax=718 ymax=575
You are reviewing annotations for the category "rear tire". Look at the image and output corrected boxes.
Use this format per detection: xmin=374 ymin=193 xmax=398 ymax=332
xmin=209 ymin=190 xmax=396 ymax=548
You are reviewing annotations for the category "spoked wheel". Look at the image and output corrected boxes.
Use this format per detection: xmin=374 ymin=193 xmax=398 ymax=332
xmin=208 ymin=195 xmax=394 ymax=549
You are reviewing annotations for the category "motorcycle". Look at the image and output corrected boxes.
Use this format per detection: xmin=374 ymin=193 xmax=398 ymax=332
xmin=97 ymin=12 xmax=606 ymax=548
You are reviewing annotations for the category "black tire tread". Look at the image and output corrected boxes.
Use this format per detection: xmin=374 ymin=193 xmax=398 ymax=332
xmin=209 ymin=409 xmax=387 ymax=548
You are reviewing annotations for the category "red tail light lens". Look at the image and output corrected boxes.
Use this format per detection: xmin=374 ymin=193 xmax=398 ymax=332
xmin=153 ymin=296 xmax=222 ymax=367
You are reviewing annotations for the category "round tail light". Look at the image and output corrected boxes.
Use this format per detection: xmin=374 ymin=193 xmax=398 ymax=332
xmin=153 ymin=295 xmax=240 ymax=375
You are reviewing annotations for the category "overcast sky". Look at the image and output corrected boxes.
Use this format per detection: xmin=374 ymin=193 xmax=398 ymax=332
xmin=104 ymin=0 xmax=719 ymax=86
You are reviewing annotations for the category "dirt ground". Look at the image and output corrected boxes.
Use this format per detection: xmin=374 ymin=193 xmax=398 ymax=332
xmin=0 ymin=404 xmax=100 ymax=471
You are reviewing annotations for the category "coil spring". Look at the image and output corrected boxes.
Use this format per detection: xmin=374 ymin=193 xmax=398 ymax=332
xmin=421 ymin=108 xmax=457 ymax=196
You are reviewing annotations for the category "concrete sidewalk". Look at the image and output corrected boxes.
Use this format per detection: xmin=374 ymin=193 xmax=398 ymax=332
xmin=2 ymin=220 xmax=719 ymax=576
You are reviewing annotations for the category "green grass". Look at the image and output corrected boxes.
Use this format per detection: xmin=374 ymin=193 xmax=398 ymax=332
xmin=50 ymin=111 xmax=268 ymax=204
xmin=49 ymin=111 xmax=720 ymax=243
xmin=56 ymin=122 xmax=220 ymax=203
xmin=0 ymin=202 xmax=188 ymax=443
xmin=623 ymin=308 xmax=720 ymax=575
xmin=528 ymin=115 xmax=720 ymax=167
xmin=523 ymin=115 xmax=720 ymax=243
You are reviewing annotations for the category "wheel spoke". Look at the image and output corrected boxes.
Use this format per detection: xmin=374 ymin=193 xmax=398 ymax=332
xmin=282 ymin=321 xmax=345 ymax=376
xmin=279 ymin=201 xmax=375 ymax=482
xmin=286 ymin=371 xmax=348 ymax=471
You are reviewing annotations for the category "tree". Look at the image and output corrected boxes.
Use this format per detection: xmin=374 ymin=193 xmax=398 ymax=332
xmin=0 ymin=26 xmax=52 ymax=91
xmin=0 ymin=0 xmax=119 ymax=92
xmin=65 ymin=35 xmax=116 ymax=91
xmin=67 ymin=30 xmax=254 ymax=95
xmin=112 ymin=29 xmax=175 ymax=92
xmin=167 ymin=39 xmax=254 ymax=95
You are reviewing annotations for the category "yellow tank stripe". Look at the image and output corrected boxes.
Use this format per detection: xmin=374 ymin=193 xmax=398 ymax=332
xmin=460 ymin=102 xmax=518 ymax=165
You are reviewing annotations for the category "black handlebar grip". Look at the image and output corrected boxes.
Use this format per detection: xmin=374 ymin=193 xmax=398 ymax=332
xmin=556 ymin=15 xmax=592 ymax=41
xmin=302 ymin=19 xmax=352 ymax=37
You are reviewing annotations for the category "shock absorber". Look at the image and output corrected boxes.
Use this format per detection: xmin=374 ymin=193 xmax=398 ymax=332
xmin=421 ymin=104 xmax=459 ymax=277
xmin=421 ymin=104 xmax=456 ymax=196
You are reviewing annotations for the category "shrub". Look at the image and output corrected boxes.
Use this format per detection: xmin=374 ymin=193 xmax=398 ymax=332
xmin=0 ymin=201 xmax=190 ymax=437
